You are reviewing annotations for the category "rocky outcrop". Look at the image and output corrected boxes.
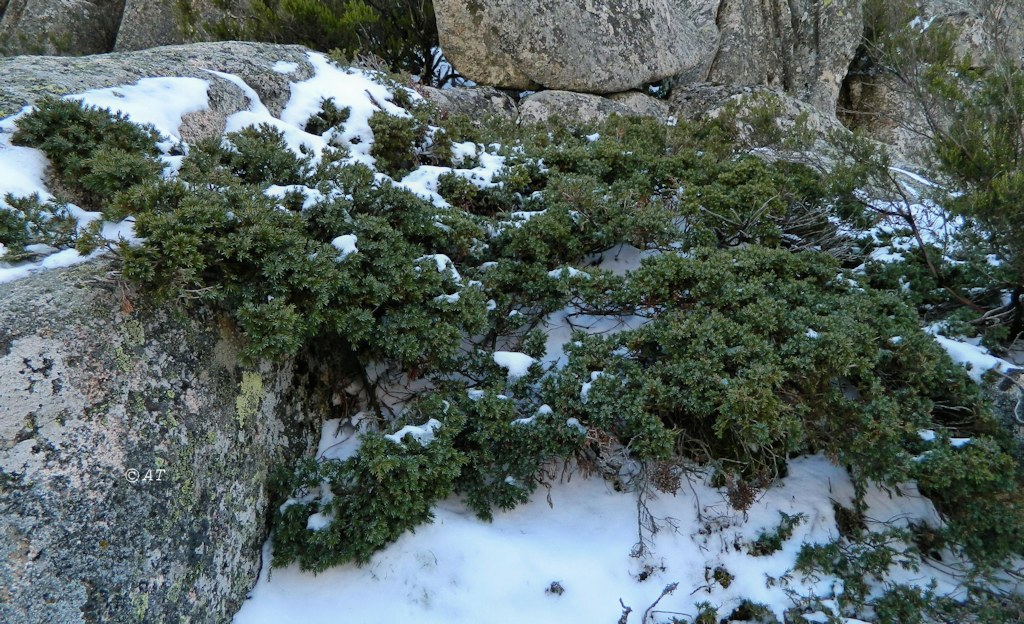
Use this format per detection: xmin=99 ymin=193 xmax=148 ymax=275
xmin=0 ymin=0 xmax=233 ymax=56
xmin=667 ymin=81 xmax=843 ymax=142
xmin=0 ymin=259 xmax=339 ymax=623
xmin=0 ymin=0 xmax=125 ymax=56
xmin=419 ymin=84 xmax=519 ymax=121
xmin=518 ymin=89 xmax=669 ymax=125
xmin=708 ymin=0 xmax=864 ymax=113
xmin=115 ymin=0 xmax=186 ymax=52
xmin=115 ymin=0 xmax=234 ymax=52
xmin=0 ymin=41 xmax=361 ymax=623
xmin=0 ymin=41 xmax=312 ymax=124
xmin=432 ymin=0 xmax=866 ymax=111
xmin=433 ymin=0 xmax=721 ymax=94
xmin=837 ymin=0 xmax=1024 ymax=161
xmin=927 ymin=0 xmax=1024 ymax=63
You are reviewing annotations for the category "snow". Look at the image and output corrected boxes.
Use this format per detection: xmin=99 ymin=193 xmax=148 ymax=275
xmin=330 ymin=235 xmax=358 ymax=261
xmin=493 ymin=351 xmax=536 ymax=381
xmin=0 ymin=109 xmax=52 ymax=203
xmin=416 ymin=253 xmax=462 ymax=282
xmin=72 ymin=77 xmax=209 ymax=142
xmin=265 ymin=185 xmax=325 ymax=210
xmin=317 ymin=418 xmax=361 ymax=462
xmin=541 ymin=245 xmax=653 ymax=366
xmin=548 ymin=266 xmax=591 ymax=279
xmin=889 ymin=166 xmax=938 ymax=189
xmin=928 ymin=327 xmax=1018 ymax=383
xmin=280 ymin=53 xmax=410 ymax=165
xmin=306 ymin=512 xmax=333 ymax=531
xmin=384 ymin=418 xmax=442 ymax=447
xmin=868 ymin=246 xmax=906 ymax=264
xmin=395 ymin=147 xmax=505 ymax=208
xmin=909 ymin=15 xmax=937 ymax=32
xmin=272 ymin=61 xmax=300 ymax=74
xmin=579 ymin=371 xmax=604 ymax=403
xmin=0 ymin=247 xmax=98 ymax=284
xmin=0 ymin=77 xmax=209 ymax=284
xmin=235 ymin=455 xmax=957 ymax=624
xmin=565 ymin=418 xmax=587 ymax=434
xmin=434 ymin=292 xmax=460 ymax=304
xmin=0 ymin=51 xmax=509 ymax=286
xmin=586 ymin=244 xmax=660 ymax=277
xmin=919 ymin=429 xmax=975 ymax=449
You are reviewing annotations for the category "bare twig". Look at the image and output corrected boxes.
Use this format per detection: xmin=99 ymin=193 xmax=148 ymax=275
xmin=642 ymin=583 xmax=679 ymax=623
xmin=617 ymin=598 xmax=632 ymax=624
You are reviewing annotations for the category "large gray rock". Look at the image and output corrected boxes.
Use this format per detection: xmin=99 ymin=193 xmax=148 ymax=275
xmin=115 ymin=0 xmax=236 ymax=52
xmin=0 ymin=41 xmax=314 ymax=130
xmin=519 ymin=89 xmax=669 ymax=125
xmin=419 ymin=84 xmax=519 ymax=121
xmin=0 ymin=0 xmax=125 ymax=56
xmin=669 ymin=83 xmax=850 ymax=159
xmin=0 ymin=259 xmax=338 ymax=623
xmin=707 ymin=0 xmax=864 ymax=113
xmin=114 ymin=0 xmax=185 ymax=51
xmin=434 ymin=0 xmax=721 ymax=94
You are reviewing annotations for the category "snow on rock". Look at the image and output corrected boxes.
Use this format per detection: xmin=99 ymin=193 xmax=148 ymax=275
xmin=0 ymin=110 xmax=54 ymax=205
xmin=493 ymin=351 xmax=536 ymax=381
xmin=280 ymin=52 xmax=411 ymax=167
xmin=0 ymin=51 xmax=454 ymax=286
xmin=72 ymin=77 xmax=210 ymax=143
xmin=273 ymin=61 xmax=300 ymax=74
xmin=234 ymin=455 xmax=957 ymax=624
xmin=0 ymin=77 xmax=207 ymax=284
xmin=0 ymin=247 xmax=100 ymax=284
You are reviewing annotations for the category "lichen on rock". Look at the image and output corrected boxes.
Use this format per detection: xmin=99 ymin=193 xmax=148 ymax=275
xmin=0 ymin=259 xmax=330 ymax=623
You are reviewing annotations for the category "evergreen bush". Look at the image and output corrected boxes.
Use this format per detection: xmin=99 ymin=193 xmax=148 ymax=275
xmin=11 ymin=96 xmax=162 ymax=214
xmin=10 ymin=90 xmax=1023 ymax=594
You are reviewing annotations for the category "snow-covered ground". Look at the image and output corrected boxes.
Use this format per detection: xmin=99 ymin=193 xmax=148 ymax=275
xmin=235 ymin=455 xmax=958 ymax=624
